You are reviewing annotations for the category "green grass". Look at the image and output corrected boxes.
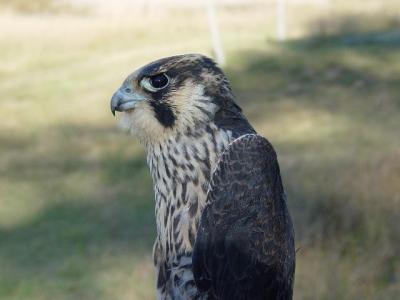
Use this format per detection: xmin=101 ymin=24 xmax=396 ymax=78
xmin=1 ymin=2 xmax=399 ymax=299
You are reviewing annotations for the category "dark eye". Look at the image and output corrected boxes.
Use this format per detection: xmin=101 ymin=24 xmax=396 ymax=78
xmin=149 ymin=74 xmax=169 ymax=89
xmin=140 ymin=73 xmax=170 ymax=92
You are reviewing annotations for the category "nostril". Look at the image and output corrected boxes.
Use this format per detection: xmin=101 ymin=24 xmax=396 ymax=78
xmin=124 ymin=88 xmax=132 ymax=93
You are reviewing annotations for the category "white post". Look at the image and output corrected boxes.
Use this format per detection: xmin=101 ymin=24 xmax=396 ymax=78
xmin=205 ymin=0 xmax=225 ymax=66
xmin=276 ymin=0 xmax=286 ymax=41
xmin=144 ymin=0 xmax=158 ymax=18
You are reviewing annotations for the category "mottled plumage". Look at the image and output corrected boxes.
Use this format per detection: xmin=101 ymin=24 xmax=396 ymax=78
xmin=193 ymin=134 xmax=295 ymax=300
xmin=110 ymin=54 xmax=295 ymax=299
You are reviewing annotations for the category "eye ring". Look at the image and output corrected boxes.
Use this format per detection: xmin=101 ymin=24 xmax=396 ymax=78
xmin=141 ymin=73 xmax=170 ymax=92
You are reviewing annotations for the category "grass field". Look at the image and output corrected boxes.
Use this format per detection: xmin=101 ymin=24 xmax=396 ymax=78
xmin=0 ymin=1 xmax=399 ymax=299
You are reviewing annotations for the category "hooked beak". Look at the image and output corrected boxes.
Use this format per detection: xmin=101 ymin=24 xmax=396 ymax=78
xmin=110 ymin=89 xmax=146 ymax=116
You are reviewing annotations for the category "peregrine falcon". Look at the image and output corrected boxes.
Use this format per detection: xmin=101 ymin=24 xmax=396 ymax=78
xmin=110 ymin=54 xmax=295 ymax=300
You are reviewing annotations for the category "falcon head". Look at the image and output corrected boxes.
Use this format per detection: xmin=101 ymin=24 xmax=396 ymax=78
xmin=110 ymin=54 xmax=240 ymax=144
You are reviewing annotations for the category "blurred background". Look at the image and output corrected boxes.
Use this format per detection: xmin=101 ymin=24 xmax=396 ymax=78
xmin=0 ymin=0 xmax=399 ymax=299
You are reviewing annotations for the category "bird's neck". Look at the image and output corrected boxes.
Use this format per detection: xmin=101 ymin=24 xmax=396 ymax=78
xmin=146 ymin=123 xmax=233 ymax=260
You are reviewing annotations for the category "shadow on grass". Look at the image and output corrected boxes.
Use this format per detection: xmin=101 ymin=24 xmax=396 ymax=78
xmin=0 ymin=199 xmax=154 ymax=269
xmin=303 ymin=14 xmax=400 ymax=48
xmin=0 ymin=124 xmax=155 ymax=298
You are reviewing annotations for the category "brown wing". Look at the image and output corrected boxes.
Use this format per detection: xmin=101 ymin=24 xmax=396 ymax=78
xmin=192 ymin=134 xmax=295 ymax=300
